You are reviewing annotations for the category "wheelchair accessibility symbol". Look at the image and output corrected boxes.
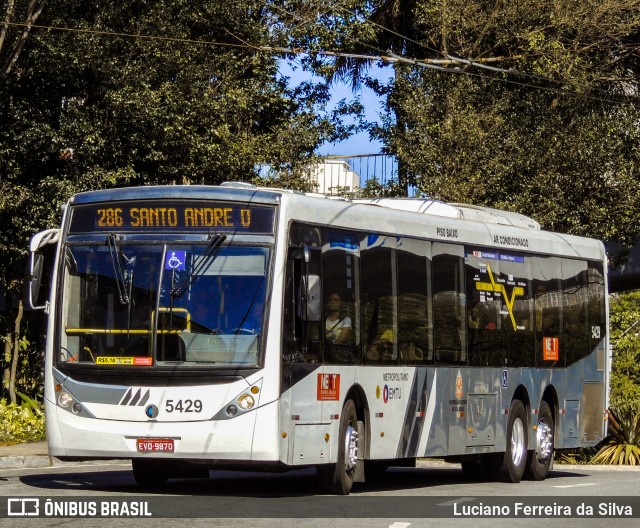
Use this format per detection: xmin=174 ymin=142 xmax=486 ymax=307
xmin=165 ymin=250 xmax=186 ymax=271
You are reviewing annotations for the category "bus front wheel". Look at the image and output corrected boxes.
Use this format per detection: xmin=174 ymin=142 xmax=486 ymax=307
xmin=498 ymin=399 xmax=528 ymax=483
xmin=317 ymin=399 xmax=359 ymax=495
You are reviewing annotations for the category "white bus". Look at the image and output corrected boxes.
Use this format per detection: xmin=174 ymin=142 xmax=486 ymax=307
xmin=28 ymin=183 xmax=609 ymax=494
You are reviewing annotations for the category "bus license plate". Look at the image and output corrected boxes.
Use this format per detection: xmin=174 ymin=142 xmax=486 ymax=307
xmin=136 ymin=438 xmax=174 ymax=453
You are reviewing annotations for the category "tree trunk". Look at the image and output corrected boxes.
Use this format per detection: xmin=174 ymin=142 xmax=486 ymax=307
xmin=3 ymin=333 xmax=10 ymax=399
xmin=9 ymin=299 xmax=24 ymax=404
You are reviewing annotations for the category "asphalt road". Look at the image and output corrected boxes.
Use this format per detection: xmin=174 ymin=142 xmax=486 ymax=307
xmin=2 ymin=462 xmax=640 ymax=528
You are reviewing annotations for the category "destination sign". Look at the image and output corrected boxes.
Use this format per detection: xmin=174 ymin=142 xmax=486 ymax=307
xmin=69 ymin=201 xmax=275 ymax=234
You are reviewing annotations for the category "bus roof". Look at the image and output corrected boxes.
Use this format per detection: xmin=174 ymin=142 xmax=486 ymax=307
xmin=66 ymin=184 xmax=604 ymax=261
xmin=69 ymin=184 xmax=282 ymax=206
xmin=69 ymin=185 xmax=536 ymax=229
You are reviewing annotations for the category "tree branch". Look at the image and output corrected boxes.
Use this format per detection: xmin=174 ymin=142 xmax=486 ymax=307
xmin=0 ymin=0 xmax=16 ymax=54
xmin=0 ymin=0 xmax=47 ymax=79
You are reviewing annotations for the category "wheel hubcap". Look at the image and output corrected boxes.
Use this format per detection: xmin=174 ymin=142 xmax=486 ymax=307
xmin=535 ymin=419 xmax=553 ymax=461
xmin=511 ymin=417 xmax=525 ymax=467
xmin=344 ymin=423 xmax=358 ymax=476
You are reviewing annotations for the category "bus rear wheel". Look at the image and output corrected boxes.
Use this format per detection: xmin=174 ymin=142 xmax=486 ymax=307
xmin=317 ymin=399 xmax=359 ymax=495
xmin=497 ymin=399 xmax=528 ymax=483
xmin=525 ymin=400 xmax=554 ymax=480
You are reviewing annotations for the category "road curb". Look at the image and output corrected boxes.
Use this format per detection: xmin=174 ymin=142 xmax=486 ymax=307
xmin=0 ymin=455 xmax=55 ymax=470
xmin=1 ymin=455 xmax=130 ymax=471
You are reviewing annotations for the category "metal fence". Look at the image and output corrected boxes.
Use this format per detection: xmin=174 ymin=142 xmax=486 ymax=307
xmin=305 ymin=154 xmax=400 ymax=197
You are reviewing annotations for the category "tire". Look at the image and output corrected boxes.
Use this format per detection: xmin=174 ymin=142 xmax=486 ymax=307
xmin=497 ymin=399 xmax=528 ymax=483
xmin=317 ymin=399 xmax=359 ymax=495
xmin=132 ymin=458 xmax=169 ymax=486
xmin=525 ymin=400 xmax=554 ymax=481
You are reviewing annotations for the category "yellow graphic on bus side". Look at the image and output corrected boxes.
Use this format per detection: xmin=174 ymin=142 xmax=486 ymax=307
xmin=475 ymin=263 xmax=524 ymax=331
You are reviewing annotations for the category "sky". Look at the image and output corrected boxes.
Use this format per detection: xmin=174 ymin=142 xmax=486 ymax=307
xmin=278 ymin=59 xmax=393 ymax=156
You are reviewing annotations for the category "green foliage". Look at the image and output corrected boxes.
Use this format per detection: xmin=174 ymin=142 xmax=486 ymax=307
xmin=588 ymin=291 xmax=640 ymax=465
xmin=2 ymin=0 xmax=640 ymax=414
xmin=554 ymin=447 xmax=596 ymax=465
xmin=288 ymin=0 xmax=640 ymax=245
xmin=359 ymin=177 xmax=407 ymax=198
xmin=0 ymin=398 xmax=46 ymax=446
xmin=591 ymin=410 xmax=640 ymax=465
xmin=609 ymin=292 xmax=640 ymax=414
xmin=16 ymin=391 xmax=41 ymax=413
xmin=0 ymin=0 xmax=345 ymax=401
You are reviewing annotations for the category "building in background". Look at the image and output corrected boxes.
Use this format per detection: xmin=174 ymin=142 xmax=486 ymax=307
xmin=305 ymin=158 xmax=361 ymax=195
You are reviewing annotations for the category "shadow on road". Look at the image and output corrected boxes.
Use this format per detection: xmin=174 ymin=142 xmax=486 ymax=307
xmin=19 ymin=464 xmax=591 ymax=498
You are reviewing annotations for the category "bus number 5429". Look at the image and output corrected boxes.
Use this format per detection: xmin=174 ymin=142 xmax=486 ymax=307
xmin=165 ymin=399 xmax=202 ymax=413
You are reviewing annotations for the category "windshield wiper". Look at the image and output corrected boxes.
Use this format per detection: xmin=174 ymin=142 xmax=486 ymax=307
xmin=106 ymin=234 xmax=135 ymax=305
xmin=170 ymin=234 xmax=226 ymax=298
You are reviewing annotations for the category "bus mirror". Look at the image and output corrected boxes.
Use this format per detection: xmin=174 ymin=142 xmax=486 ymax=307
xmin=301 ymin=274 xmax=321 ymax=322
xmin=27 ymin=228 xmax=60 ymax=312
xmin=28 ymin=253 xmax=45 ymax=310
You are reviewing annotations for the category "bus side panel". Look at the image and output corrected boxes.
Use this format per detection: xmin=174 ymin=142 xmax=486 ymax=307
xmin=449 ymin=367 xmax=500 ymax=455
xmin=282 ymin=366 xmax=358 ymax=466
xmin=418 ymin=368 xmax=449 ymax=458
xmin=44 ymin=400 xmax=66 ymax=457
xmin=559 ymin=350 xmax=606 ymax=448
xmin=581 ymin=382 xmax=606 ymax=444
xmin=250 ymin=400 xmax=282 ymax=461
xmin=356 ymin=366 xmax=408 ymax=460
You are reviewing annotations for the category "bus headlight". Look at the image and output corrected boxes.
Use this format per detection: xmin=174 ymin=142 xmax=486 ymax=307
xmin=58 ymin=391 xmax=73 ymax=408
xmin=237 ymin=393 xmax=255 ymax=410
xmin=213 ymin=379 xmax=263 ymax=420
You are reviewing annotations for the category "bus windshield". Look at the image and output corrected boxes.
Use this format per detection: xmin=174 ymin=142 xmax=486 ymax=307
xmin=59 ymin=241 xmax=269 ymax=368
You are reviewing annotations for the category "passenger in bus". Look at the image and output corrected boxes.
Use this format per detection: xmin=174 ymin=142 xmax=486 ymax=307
xmin=366 ymin=328 xmax=395 ymax=361
xmin=325 ymin=292 xmax=352 ymax=345
xmin=469 ymin=302 xmax=497 ymax=330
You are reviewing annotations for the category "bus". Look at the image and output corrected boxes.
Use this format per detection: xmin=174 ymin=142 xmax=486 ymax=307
xmin=27 ymin=183 xmax=609 ymax=494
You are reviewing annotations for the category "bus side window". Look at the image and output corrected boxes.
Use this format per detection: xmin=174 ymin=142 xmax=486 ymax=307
xmin=361 ymin=236 xmax=397 ymax=365
xmin=282 ymin=251 xmax=301 ymax=363
xmin=562 ymin=259 xmax=590 ymax=365
xmin=432 ymin=244 xmax=466 ymax=365
xmin=432 ymin=291 xmax=463 ymax=363
xmin=321 ymin=227 xmax=360 ymax=365
xmin=587 ymin=263 xmax=606 ymax=353
xmin=396 ymin=238 xmax=431 ymax=365
xmin=533 ymin=255 xmax=562 ymax=365
xmin=282 ymin=243 xmax=322 ymax=364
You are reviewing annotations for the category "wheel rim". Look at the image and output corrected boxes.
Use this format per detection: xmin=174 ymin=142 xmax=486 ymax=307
xmin=511 ymin=417 xmax=525 ymax=467
xmin=343 ymin=422 xmax=358 ymax=476
xmin=535 ymin=419 xmax=553 ymax=461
